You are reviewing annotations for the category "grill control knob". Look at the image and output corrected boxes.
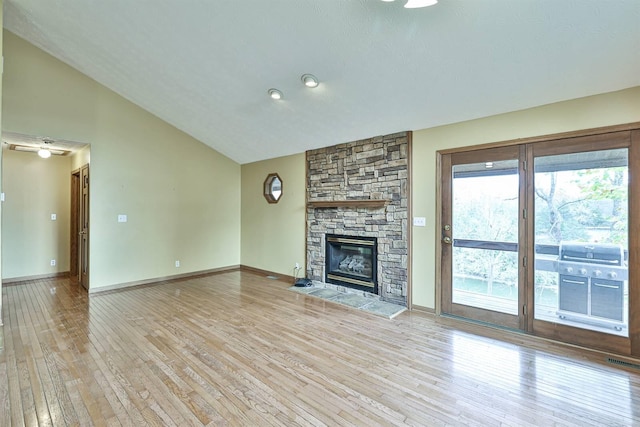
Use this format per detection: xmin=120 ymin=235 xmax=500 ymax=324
xmin=579 ymin=268 xmax=588 ymax=276
xmin=609 ymin=272 xmax=617 ymax=279
xmin=594 ymin=270 xmax=602 ymax=277
xmin=565 ymin=267 xmax=573 ymax=274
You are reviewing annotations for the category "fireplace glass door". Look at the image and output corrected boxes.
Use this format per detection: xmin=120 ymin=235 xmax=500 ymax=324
xmin=325 ymin=234 xmax=377 ymax=293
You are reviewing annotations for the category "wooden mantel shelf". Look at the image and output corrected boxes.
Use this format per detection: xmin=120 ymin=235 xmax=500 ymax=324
xmin=307 ymin=199 xmax=389 ymax=209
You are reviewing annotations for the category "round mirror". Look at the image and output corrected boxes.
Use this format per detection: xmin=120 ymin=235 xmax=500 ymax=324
xmin=264 ymin=173 xmax=283 ymax=203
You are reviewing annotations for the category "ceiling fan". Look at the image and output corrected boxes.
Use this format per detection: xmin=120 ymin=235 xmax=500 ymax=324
xmin=381 ymin=0 xmax=438 ymax=8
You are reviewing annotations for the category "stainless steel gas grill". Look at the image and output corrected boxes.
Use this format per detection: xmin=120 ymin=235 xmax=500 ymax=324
xmin=557 ymin=242 xmax=627 ymax=330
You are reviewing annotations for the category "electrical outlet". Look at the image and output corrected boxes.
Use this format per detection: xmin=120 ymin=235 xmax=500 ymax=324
xmin=50 ymin=259 xmax=56 ymax=266
xmin=175 ymin=260 xmax=180 ymax=268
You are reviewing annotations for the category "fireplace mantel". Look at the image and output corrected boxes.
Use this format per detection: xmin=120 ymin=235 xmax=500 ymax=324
xmin=307 ymin=199 xmax=389 ymax=209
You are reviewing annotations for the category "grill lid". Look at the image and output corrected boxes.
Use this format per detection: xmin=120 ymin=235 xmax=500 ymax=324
xmin=559 ymin=242 xmax=624 ymax=265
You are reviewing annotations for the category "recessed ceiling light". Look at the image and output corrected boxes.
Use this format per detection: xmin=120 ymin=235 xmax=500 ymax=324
xmin=404 ymin=0 xmax=438 ymax=7
xmin=485 ymin=162 xmax=494 ymax=168
xmin=301 ymin=74 xmax=319 ymax=88
xmin=268 ymin=88 xmax=283 ymax=100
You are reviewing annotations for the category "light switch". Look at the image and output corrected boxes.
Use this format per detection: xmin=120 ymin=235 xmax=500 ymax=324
xmin=0 ymin=192 xmax=4 ymax=202
xmin=51 ymin=213 xmax=57 ymax=221
xmin=413 ymin=217 xmax=426 ymax=227
xmin=118 ymin=214 xmax=128 ymax=223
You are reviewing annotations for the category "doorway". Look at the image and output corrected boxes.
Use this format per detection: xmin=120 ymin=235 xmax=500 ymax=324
xmin=439 ymin=126 xmax=639 ymax=356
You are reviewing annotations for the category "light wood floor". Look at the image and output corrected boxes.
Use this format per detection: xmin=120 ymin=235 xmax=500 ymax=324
xmin=1 ymin=271 xmax=639 ymax=426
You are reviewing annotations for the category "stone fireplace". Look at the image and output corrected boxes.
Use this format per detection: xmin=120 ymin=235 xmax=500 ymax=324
xmin=306 ymin=132 xmax=409 ymax=306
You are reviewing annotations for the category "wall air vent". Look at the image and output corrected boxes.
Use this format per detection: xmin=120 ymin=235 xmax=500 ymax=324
xmin=606 ymin=357 xmax=640 ymax=370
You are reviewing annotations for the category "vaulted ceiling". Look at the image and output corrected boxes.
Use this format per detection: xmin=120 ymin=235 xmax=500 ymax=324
xmin=4 ymin=0 xmax=640 ymax=164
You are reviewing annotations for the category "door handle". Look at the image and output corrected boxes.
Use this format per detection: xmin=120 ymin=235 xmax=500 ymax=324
xmin=79 ymin=231 xmax=87 ymax=235
xmin=562 ymin=279 xmax=585 ymax=285
xmin=442 ymin=224 xmax=452 ymax=245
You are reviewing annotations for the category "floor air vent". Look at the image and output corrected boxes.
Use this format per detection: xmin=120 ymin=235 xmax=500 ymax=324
xmin=606 ymin=357 xmax=640 ymax=370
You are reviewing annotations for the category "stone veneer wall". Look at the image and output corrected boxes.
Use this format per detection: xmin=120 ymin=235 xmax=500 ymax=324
xmin=306 ymin=132 xmax=409 ymax=306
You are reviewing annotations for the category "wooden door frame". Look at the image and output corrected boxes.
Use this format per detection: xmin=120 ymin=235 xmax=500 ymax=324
xmin=80 ymin=164 xmax=90 ymax=290
xmin=70 ymin=164 xmax=90 ymax=289
xmin=70 ymin=169 xmax=80 ymax=280
xmin=435 ymin=122 xmax=640 ymax=358
xmin=439 ymin=145 xmax=524 ymax=330
xmin=630 ymin=129 xmax=640 ymax=356
xmin=528 ymin=131 xmax=633 ymax=355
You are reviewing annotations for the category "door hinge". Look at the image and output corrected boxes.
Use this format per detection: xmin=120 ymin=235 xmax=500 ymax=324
xmin=523 ymin=208 xmax=527 ymax=219
xmin=523 ymin=304 xmax=527 ymax=315
xmin=523 ymin=160 xmax=528 ymax=170
xmin=523 ymin=256 xmax=528 ymax=267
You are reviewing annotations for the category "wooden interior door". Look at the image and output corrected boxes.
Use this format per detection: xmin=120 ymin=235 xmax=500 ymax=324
xmin=79 ymin=164 xmax=90 ymax=289
xmin=70 ymin=170 xmax=80 ymax=281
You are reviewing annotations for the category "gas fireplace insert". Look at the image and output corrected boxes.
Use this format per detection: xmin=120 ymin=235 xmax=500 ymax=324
xmin=325 ymin=234 xmax=378 ymax=293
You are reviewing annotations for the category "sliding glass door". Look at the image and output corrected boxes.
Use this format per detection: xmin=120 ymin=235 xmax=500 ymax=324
xmin=528 ymin=133 xmax=634 ymax=354
xmin=440 ymin=128 xmax=638 ymax=355
xmin=441 ymin=146 xmax=525 ymax=330
xmin=533 ymin=148 xmax=628 ymax=334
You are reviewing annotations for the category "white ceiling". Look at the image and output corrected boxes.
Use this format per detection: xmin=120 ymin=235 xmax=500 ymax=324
xmin=4 ymin=0 xmax=640 ymax=164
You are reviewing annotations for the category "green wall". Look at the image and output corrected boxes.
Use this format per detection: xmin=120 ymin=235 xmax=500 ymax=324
xmin=241 ymin=153 xmax=306 ymax=279
xmin=1 ymin=150 xmax=71 ymax=279
xmin=2 ymin=30 xmax=241 ymax=290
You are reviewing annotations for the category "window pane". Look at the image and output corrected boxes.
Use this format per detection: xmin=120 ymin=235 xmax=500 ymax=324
xmin=453 ymin=248 xmax=519 ymax=315
xmin=534 ymin=148 xmax=628 ymax=337
xmin=452 ymin=160 xmax=519 ymax=315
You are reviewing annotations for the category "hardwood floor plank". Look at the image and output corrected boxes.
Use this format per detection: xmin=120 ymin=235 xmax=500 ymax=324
xmin=91 ymin=295 xmax=253 ymax=426
xmin=2 ymin=271 xmax=640 ymax=426
xmin=14 ymin=284 xmax=53 ymax=427
xmin=3 ymin=286 xmax=28 ymax=427
xmin=26 ymin=279 xmax=99 ymax=427
xmin=96 ymin=332 xmax=195 ymax=425
xmin=31 ymin=297 xmax=81 ymax=426
xmin=82 ymin=308 xmax=180 ymax=426
xmin=33 ymin=282 xmax=120 ymax=425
